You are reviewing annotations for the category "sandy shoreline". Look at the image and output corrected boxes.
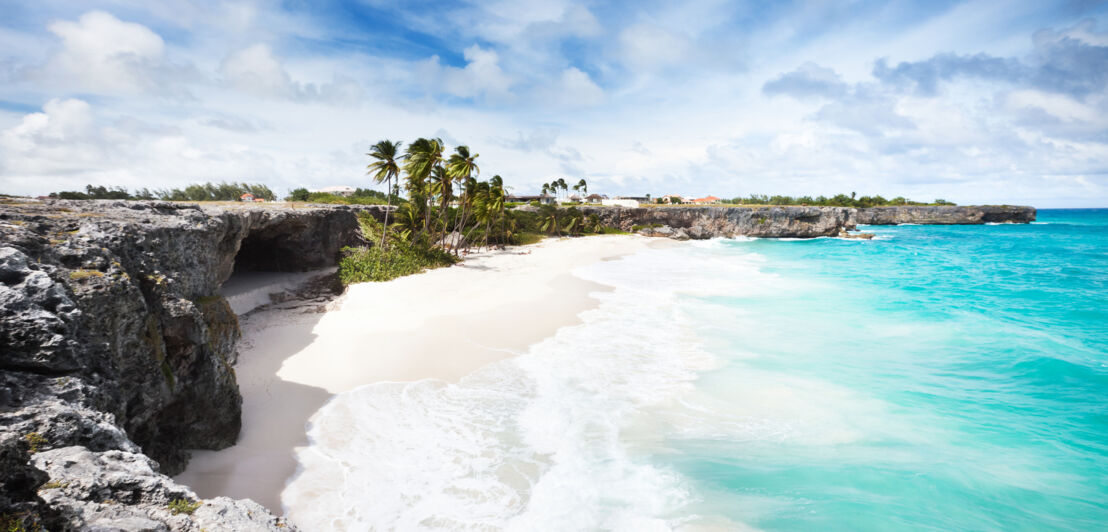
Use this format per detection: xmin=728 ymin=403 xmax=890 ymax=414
xmin=174 ymin=235 xmax=654 ymax=514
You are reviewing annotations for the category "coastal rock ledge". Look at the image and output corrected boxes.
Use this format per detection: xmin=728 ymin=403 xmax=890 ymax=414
xmin=578 ymin=204 xmax=1035 ymax=239
xmin=0 ymin=200 xmax=384 ymax=531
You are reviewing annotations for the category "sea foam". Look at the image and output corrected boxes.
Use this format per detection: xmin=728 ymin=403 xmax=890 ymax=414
xmin=282 ymin=246 xmax=769 ymax=530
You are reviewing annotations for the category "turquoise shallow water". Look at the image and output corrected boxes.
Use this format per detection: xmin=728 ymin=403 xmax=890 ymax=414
xmin=660 ymin=209 xmax=1108 ymax=530
xmin=287 ymin=210 xmax=1108 ymax=531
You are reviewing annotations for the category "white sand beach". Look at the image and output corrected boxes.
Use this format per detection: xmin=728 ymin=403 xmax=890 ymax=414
xmin=174 ymin=235 xmax=654 ymax=514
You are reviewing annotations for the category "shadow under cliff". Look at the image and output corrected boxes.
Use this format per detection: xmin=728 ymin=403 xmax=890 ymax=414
xmin=173 ymin=299 xmax=334 ymax=514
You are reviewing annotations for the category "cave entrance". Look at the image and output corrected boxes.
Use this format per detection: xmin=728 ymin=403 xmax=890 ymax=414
xmin=234 ymin=229 xmax=316 ymax=273
xmin=223 ymin=230 xmax=340 ymax=315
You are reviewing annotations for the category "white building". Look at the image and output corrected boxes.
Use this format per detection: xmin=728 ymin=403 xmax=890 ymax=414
xmin=311 ymin=185 xmax=357 ymax=197
xmin=601 ymin=199 xmax=639 ymax=208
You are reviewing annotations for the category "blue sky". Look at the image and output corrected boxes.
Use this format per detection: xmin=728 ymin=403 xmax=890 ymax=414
xmin=0 ymin=0 xmax=1106 ymax=206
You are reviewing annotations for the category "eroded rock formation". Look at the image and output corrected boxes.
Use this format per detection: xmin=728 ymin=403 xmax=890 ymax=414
xmin=0 ymin=200 xmax=379 ymax=530
xmin=579 ymin=205 xmax=856 ymax=238
xmin=854 ymin=205 xmax=1037 ymax=225
xmin=576 ymin=204 xmax=1035 ymax=239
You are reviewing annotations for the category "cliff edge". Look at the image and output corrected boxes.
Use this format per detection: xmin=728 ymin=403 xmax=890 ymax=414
xmin=0 ymin=200 xmax=380 ymax=531
xmin=577 ymin=204 xmax=1035 ymax=239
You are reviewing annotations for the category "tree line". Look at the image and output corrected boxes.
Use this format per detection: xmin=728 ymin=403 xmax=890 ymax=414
xmin=48 ymin=183 xmax=277 ymax=202
xmin=285 ymin=187 xmax=405 ymax=205
xmin=722 ymin=193 xmax=955 ymax=208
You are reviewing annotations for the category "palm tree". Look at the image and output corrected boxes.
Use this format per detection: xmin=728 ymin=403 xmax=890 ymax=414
xmin=430 ymin=165 xmax=451 ymax=241
xmin=453 ymin=176 xmax=478 ymax=256
xmin=446 ymin=145 xmax=479 ymax=240
xmin=484 ymin=175 xmax=505 ymax=249
xmin=468 ymin=181 xmax=492 ymax=251
xmin=539 ymin=204 xmax=560 ymax=236
xmin=367 ymin=140 xmax=402 ymax=249
xmin=577 ymin=179 xmax=587 ymax=197
xmin=556 ymin=178 xmax=568 ymax=200
xmin=393 ymin=203 xmax=422 ymax=242
xmin=404 ymin=137 xmax=445 ymax=236
xmin=586 ymin=213 xmax=602 ymax=233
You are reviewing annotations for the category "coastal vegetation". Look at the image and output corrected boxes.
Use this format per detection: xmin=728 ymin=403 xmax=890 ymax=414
xmin=721 ymin=193 xmax=955 ymax=207
xmin=167 ymin=498 xmax=201 ymax=515
xmin=334 ymin=137 xmax=613 ymax=283
xmin=284 ymin=187 xmax=404 ymax=206
xmin=48 ymin=182 xmax=277 ymax=202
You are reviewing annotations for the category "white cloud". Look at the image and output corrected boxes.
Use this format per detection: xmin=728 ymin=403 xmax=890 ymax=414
xmin=219 ymin=44 xmax=364 ymax=104
xmin=419 ymin=45 xmax=515 ymax=101
xmin=220 ymin=44 xmax=295 ymax=98
xmin=37 ymin=11 xmax=193 ymax=96
xmin=0 ymin=98 xmax=103 ymax=174
xmin=1 ymin=3 xmax=1106 ymax=207
xmin=552 ymin=67 xmax=604 ymax=106
xmin=618 ymin=23 xmax=690 ymax=71
xmin=0 ymin=98 xmax=280 ymax=192
xmin=1005 ymin=90 xmax=1098 ymax=122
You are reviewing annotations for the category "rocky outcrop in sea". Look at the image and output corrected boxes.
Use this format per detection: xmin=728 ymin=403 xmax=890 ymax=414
xmin=0 ymin=200 xmax=382 ymax=530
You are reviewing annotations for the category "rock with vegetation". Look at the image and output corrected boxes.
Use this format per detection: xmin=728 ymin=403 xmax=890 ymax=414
xmin=854 ymin=205 xmax=1036 ymax=225
xmin=582 ymin=205 xmax=857 ymax=238
xmin=1 ymin=199 xmax=380 ymax=529
xmin=31 ymin=446 xmax=289 ymax=531
xmin=576 ymin=204 xmax=1035 ymax=240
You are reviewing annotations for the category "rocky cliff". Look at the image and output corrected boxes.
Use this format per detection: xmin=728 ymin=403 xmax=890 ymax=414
xmin=854 ymin=205 xmax=1036 ymax=225
xmin=576 ymin=204 xmax=1035 ymax=239
xmin=578 ymin=205 xmax=856 ymax=238
xmin=0 ymin=200 xmax=380 ymax=531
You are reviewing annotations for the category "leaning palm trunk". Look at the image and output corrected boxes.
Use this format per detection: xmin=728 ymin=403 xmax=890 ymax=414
xmin=484 ymin=218 xmax=492 ymax=251
xmin=380 ymin=176 xmax=392 ymax=249
xmin=453 ymin=202 xmax=469 ymax=256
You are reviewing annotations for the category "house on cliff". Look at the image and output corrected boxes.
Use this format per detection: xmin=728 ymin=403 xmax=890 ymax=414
xmin=691 ymin=196 xmax=721 ymax=204
xmin=311 ymin=185 xmax=356 ymax=197
xmin=506 ymin=194 xmax=556 ymax=205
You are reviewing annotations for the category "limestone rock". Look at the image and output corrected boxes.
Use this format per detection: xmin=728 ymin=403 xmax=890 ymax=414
xmin=32 ymin=446 xmax=295 ymax=531
xmin=0 ymin=200 xmax=374 ymax=529
xmin=854 ymin=205 xmax=1036 ymax=225
xmin=577 ymin=204 xmax=1035 ymax=240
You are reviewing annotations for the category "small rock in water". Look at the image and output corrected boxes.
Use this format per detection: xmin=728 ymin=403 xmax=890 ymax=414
xmin=838 ymin=230 xmax=875 ymax=239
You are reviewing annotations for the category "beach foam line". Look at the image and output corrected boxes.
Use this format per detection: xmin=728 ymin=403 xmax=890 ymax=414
xmin=282 ymin=243 xmax=792 ymax=529
xmin=176 ymin=235 xmax=657 ymax=515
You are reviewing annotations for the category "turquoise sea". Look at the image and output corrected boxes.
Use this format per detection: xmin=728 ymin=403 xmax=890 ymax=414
xmin=288 ymin=209 xmax=1108 ymax=530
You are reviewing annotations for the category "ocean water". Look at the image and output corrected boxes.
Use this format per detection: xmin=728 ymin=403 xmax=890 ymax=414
xmin=284 ymin=209 xmax=1108 ymax=531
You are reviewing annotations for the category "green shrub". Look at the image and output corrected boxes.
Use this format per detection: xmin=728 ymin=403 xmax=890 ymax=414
xmin=23 ymin=432 xmax=47 ymax=453
xmin=0 ymin=512 xmax=42 ymax=532
xmin=596 ymin=226 xmax=630 ymax=235
xmin=68 ymin=269 xmax=104 ymax=280
xmin=338 ymin=243 xmax=457 ymax=284
xmin=513 ymin=232 xmax=545 ymax=245
xmin=168 ymin=498 xmax=201 ymax=515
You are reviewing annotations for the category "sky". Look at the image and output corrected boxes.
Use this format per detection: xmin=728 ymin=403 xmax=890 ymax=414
xmin=0 ymin=0 xmax=1106 ymax=207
